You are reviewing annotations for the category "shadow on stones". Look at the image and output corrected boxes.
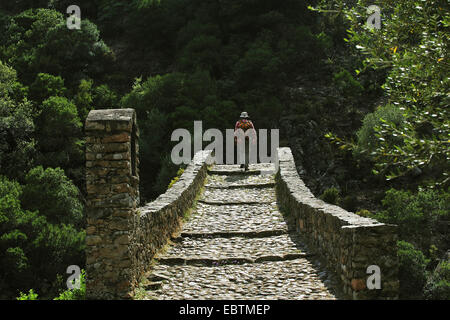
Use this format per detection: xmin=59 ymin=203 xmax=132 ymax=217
xmin=277 ymin=203 xmax=347 ymax=300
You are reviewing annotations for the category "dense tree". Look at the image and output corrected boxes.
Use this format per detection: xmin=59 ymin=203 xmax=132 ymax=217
xmin=0 ymin=8 xmax=114 ymax=88
xmin=1 ymin=0 xmax=448 ymax=300
xmin=21 ymin=166 xmax=84 ymax=227
xmin=320 ymin=0 xmax=450 ymax=187
xmin=29 ymin=73 xmax=66 ymax=103
xmin=0 ymin=175 xmax=84 ymax=296
xmin=35 ymin=96 xmax=83 ymax=174
xmin=0 ymin=176 xmax=33 ymax=290
xmin=0 ymin=61 xmax=36 ymax=180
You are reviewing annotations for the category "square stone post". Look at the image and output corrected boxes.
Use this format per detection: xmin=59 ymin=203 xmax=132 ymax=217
xmin=85 ymin=109 xmax=139 ymax=299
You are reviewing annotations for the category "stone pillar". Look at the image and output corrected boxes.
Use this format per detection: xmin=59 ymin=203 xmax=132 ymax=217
xmin=85 ymin=109 xmax=139 ymax=299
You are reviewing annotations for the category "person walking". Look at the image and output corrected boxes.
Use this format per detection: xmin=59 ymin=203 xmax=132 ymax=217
xmin=234 ymin=112 xmax=256 ymax=171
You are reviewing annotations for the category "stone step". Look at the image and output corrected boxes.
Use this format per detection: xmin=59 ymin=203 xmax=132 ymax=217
xmin=207 ymin=169 xmax=262 ymax=176
xmin=206 ymin=173 xmax=275 ymax=189
xmin=179 ymin=229 xmax=288 ymax=238
xmin=146 ymin=258 xmax=337 ymax=300
xmin=208 ymin=164 xmax=276 ymax=176
xmin=199 ymin=187 xmax=276 ymax=204
xmin=198 ymin=199 xmax=274 ymax=205
xmin=182 ymin=203 xmax=288 ymax=235
xmin=158 ymin=234 xmax=309 ymax=265
xmin=204 ymin=182 xmax=275 ymax=189
xmin=156 ymin=253 xmax=314 ymax=266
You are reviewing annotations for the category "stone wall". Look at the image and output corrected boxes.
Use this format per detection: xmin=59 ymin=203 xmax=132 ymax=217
xmin=275 ymin=147 xmax=399 ymax=299
xmin=129 ymin=149 xmax=212 ymax=293
xmin=85 ymin=109 xmax=139 ymax=299
xmin=85 ymin=108 xmax=212 ymax=299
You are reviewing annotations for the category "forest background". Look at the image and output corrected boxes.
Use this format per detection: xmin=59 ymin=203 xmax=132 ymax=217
xmin=0 ymin=0 xmax=448 ymax=300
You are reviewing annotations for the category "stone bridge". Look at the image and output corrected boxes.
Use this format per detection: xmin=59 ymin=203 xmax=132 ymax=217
xmin=85 ymin=109 xmax=399 ymax=300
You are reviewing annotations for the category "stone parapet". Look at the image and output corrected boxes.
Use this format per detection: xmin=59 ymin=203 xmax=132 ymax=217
xmin=85 ymin=108 xmax=212 ymax=299
xmin=275 ymin=147 xmax=399 ymax=299
xmin=129 ymin=150 xmax=212 ymax=290
xmin=85 ymin=109 xmax=139 ymax=299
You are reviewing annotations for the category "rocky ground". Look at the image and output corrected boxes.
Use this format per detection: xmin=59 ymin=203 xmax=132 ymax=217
xmin=140 ymin=164 xmax=341 ymax=300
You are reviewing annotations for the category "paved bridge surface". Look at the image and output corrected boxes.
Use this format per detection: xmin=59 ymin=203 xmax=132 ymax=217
xmin=85 ymin=110 xmax=398 ymax=300
xmin=142 ymin=164 xmax=338 ymax=300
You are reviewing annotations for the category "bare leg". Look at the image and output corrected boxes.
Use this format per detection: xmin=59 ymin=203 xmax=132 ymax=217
xmin=244 ymin=140 xmax=249 ymax=171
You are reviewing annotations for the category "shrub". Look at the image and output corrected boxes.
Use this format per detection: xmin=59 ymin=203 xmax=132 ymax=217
xmin=1 ymin=9 xmax=114 ymax=87
xmin=1 ymin=172 xmax=85 ymax=297
xmin=21 ymin=166 xmax=83 ymax=227
xmin=356 ymin=209 xmax=372 ymax=218
xmin=93 ymin=84 xmax=118 ymax=109
xmin=168 ymin=168 xmax=185 ymax=189
xmin=35 ymin=96 xmax=83 ymax=171
xmin=354 ymin=104 xmax=404 ymax=158
xmin=16 ymin=289 xmax=38 ymax=300
xmin=15 ymin=269 xmax=87 ymax=300
xmin=339 ymin=194 xmax=358 ymax=212
xmin=29 ymin=73 xmax=66 ymax=103
xmin=74 ymin=79 xmax=94 ymax=121
xmin=332 ymin=69 xmax=363 ymax=97
xmin=316 ymin=0 xmax=450 ymax=185
xmin=374 ymin=188 xmax=449 ymax=252
xmin=320 ymin=187 xmax=340 ymax=205
xmin=54 ymin=269 xmax=86 ymax=300
xmin=424 ymin=260 xmax=450 ymax=300
xmin=397 ymin=240 xmax=429 ymax=298
xmin=0 ymin=176 xmax=31 ymax=289
xmin=0 ymin=96 xmax=36 ymax=180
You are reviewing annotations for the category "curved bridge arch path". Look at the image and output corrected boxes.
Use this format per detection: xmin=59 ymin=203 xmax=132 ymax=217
xmin=143 ymin=164 xmax=339 ymax=300
xmin=85 ymin=109 xmax=398 ymax=300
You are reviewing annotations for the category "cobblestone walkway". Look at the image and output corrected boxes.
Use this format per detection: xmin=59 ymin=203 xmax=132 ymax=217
xmin=142 ymin=164 xmax=338 ymax=300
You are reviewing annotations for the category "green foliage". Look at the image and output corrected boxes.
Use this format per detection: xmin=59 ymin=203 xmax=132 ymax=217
xmin=121 ymin=71 xmax=236 ymax=200
xmin=0 ymin=61 xmax=35 ymax=180
xmin=168 ymin=168 xmax=185 ymax=189
xmin=28 ymin=222 xmax=85 ymax=293
xmin=1 ymin=8 xmax=113 ymax=87
xmin=338 ymin=194 xmax=358 ymax=212
xmin=0 ymin=96 xmax=36 ymax=180
xmin=397 ymin=240 xmax=429 ymax=298
xmin=0 ymin=61 xmax=35 ymax=181
xmin=3 ymin=0 xmax=447 ymax=301
xmin=424 ymin=260 xmax=450 ymax=300
xmin=0 ymin=173 xmax=85 ymax=297
xmin=54 ymin=269 xmax=86 ymax=300
xmin=354 ymin=104 xmax=404 ymax=158
xmin=16 ymin=289 xmax=38 ymax=300
xmin=92 ymin=84 xmax=118 ymax=109
xmin=178 ymin=35 xmax=223 ymax=75
xmin=320 ymin=187 xmax=340 ymax=205
xmin=317 ymin=0 xmax=450 ymax=186
xmin=332 ymin=68 xmax=363 ymax=97
xmin=373 ymin=188 xmax=449 ymax=252
xmin=21 ymin=166 xmax=83 ymax=226
xmin=0 ymin=176 xmax=30 ymax=288
xmin=15 ymin=269 xmax=87 ymax=300
xmin=355 ymin=209 xmax=372 ymax=218
xmin=29 ymin=73 xmax=66 ymax=103
xmin=35 ymin=96 xmax=83 ymax=173
xmin=0 ymin=59 xmax=29 ymax=101
xmin=234 ymin=40 xmax=284 ymax=91
xmin=74 ymin=79 xmax=94 ymax=120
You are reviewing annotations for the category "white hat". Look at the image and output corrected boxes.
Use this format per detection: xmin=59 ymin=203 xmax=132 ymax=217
xmin=240 ymin=112 xmax=249 ymax=118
